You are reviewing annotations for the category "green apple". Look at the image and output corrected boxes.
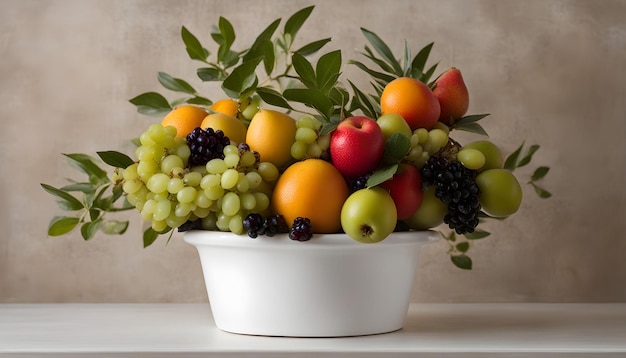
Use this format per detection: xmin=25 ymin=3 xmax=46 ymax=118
xmin=404 ymin=186 xmax=447 ymax=230
xmin=340 ymin=187 xmax=397 ymax=243
xmin=462 ymin=140 xmax=503 ymax=171
xmin=475 ymin=169 xmax=522 ymax=217
xmin=376 ymin=113 xmax=412 ymax=140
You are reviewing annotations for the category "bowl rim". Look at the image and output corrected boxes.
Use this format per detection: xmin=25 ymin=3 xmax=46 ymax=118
xmin=183 ymin=229 xmax=439 ymax=249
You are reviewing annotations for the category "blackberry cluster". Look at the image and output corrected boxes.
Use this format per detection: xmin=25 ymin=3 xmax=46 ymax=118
xmin=421 ymin=156 xmax=481 ymax=234
xmin=349 ymin=173 xmax=371 ymax=193
xmin=243 ymin=214 xmax=289 ymax=238
xmin=186 ymin=127 xmax=230 ymax=167
xmin=289 ymin=217 xmax=313 ymax=241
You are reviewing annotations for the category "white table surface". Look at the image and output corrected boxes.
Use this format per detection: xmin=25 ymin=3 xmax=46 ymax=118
xmin=1 ymin=303 xmax=625 ymax=357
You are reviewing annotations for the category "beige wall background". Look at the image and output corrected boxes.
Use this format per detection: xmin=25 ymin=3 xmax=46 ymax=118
xmin=1 ymin=0 xmax=625 ymax=303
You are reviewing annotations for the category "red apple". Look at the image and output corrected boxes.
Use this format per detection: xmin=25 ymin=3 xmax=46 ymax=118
xmin=330 ymin=116 xmax=385 ymax=179
xmin=380 ymin=163 xmax=424 ymax=220
xmin=433 ymin=67 xmax=469 ymax=125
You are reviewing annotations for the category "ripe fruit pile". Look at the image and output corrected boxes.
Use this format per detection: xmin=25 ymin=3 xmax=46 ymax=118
xmin=43 ymin=6 xmax=550 ymax=268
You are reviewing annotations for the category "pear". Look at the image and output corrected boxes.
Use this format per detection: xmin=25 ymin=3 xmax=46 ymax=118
xmin=433 ymin=67 xmax=470 ymax=125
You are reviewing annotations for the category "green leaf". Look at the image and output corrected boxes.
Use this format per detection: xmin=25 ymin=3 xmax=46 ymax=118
xmin=143 ymin=227 xmax=160 ymax=248
xmin=362 ymin=46 xmax=395 ymax=74
xmin=347 ymin=80 xmax=378 ymax=119
xmin=48 ymin=216 xmax=80 ymax=236
xmin=243 ymin=18 xmax=281 ymax=63
xmin=517 ymin=145 xmax=540 ymax=168
xmin=181 ymin=26 xmax=209 ymax=61
xmin=41 ymin=183 xmax=84 ymax=211
xmin=451 ymin=254 xmax=472 ymax=270
xmin=456 ymin=241 xmax=470 ymax=253
xmin=422 ymin=63 xmax=439 ymax=85
xmin=464 ymin=230 xmax=491 ymax=240
xmin=504 ymin=141 xmax=525 ymax=171
xmin=453 ymin=122 xmax=488 ymax=136
xmin=80 ymin=219 xmax=101 ymax=241
xmin=348 ymin=60 xmax=396 ymax=84
xmin=366 ymin=164 xmax=399 ymax=188
xmin=217 ymin=16 xmax=236 ymax=62
xmin=316 ymin=50 xmax=342 ymax=93
xmin=129 ymin=92 xmax=172 ymax=117
xmin=256 ymin=87 xmax=293 ymax=110
xmin=261 ymin=39 xmax=275 ymax=75
xmin=60 ymin=182 xmax=95 ymax=193
xmin=411 ymin=42 xmax=434 ymax=74
xmin=284 ymin=6 xmax=314 ymax=42
xmin=360 ymin=28 xmax=403 ymax=75
xmin=63 ymin=153 xmax=109 ymax=185
xmin=100 ymin=220 xmax=129 ymax=235
xmin=319 ymin=121 xmax=339 ymax=137
xmin=157 ymin=72 xmax=196 ymax=94
xmin=197 ymin=67 xmax=223 ymax=81
xmin=97 ymin=151 xmax=134 ymax=169
xmin=529 ymin=182 xmax=552 ymax=198
xmin=283 ymin=88 xmax=334 ymax=118
xmin=383 ymin=132 xmax=411 ymax=164
xmin=531 ymin=166 xmax=550 ymax=181
xmin=291 ymin=52 xmax=317 ymax=89
xmin=221 ymin=58 xmax=262 ymax=98
xmin=185 ymin=96 xmax=213 ymax=106
xmin=439 ymin=230 xmax=457 ymax=242
xmin=294 ymin=38 xmax=332 ymax=56
xmin=402 ymin=40 xmax=411 ymax=77
xmin=453 ymin=113 xmax=490 ymax=126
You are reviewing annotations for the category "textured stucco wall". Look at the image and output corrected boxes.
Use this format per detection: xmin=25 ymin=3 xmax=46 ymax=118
xmin=1 ymin=0 xmax=625 ymax=303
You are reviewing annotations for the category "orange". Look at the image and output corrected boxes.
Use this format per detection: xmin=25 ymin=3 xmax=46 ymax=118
xmin=245 ymin=109 xmax=297 ymax=168
xmin=380 ymin=77 xmax=441 ymax=131
xmin=272 ymin=159 xmax=349 ymax=233
xmin=210 ymin=99 xmax=239 ymax=117
xmin=200 ymin=112 xmax=247 ymax=144
xmin=161 ymin=105 xmax=209 ymax=138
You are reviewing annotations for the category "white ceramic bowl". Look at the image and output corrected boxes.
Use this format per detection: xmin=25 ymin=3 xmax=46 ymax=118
xmin=184 ymin=230 xmax=438 ymax=337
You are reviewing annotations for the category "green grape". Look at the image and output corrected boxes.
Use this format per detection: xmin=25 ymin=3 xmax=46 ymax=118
xmin=457 ymin=148 xmax=486 ymax=170
xmin=240 ymin=151 xmax=257 ymax=167
xmin=166 ymin=212 xmax=188 ymax=229
xmin=161 ymin=155 xmax=184 ymax=174
xmin=161 ymin=136 xmax=176 ymax=151
xmin=152 ymin=191 xmax=169 ymax=202
xmin=202 ymin=212 xmax=218 ymax=230
xmin=216 ymin=212 xmax=231 ymax=231
xmin=204 ymin=185 xmax=224 ymax=200
xmin=147 ymin=123 xmax=167 ymax=144
xmin=245 ymin=172 xmax=262 ymax=189
xmin=427 ymin=129 xmax=449 ymax=153
xmin=175 ymin=202 xmax=194 ymax=217
xmin=122 ymin=179 xmax=144 ymax=194
xmin=163 ymin=125 xmax=177 ymax=138
xmin=146 ymin=173 xmax=170 ymax=193
xmin=201 ymin=174 xmax=221 ymax=190
xmin=139 ymin=131 xmax=156 ymax=146
xmin=257 ymin=162 xmax=279 ymax=182
xmin=154 ymin=199 xmax=172 ymax=221
xmin=296 ymin=116 xmax=320 ymax=130
xmin=174 ymin=143 xmax=191 ymax=163
xmin=136 ymin=145 xmax=157 ymax=162
xmin=221 ymin=168 xmax=239 ymax=190
xmin=141 ymin=199 xmax=157 ymax=221
xmin=167 ymin=178 xmax=185 ymax=194
xmin=137 ymin=160 xmax=158 ymax=181
xmin=206 ymin=158 xmax=228 ymax=174
xmin=183 ymin=171 xmax=203 ymax=187
xmin=433 ymin=121 xmax=450 ymax=134
xmin=295 ymin=127 xmax=318 ymax=144
xmin=253 ymin=192 xmax=270 ymax=212
xmin=236 ymin=173 xmax=249 ymax=193
xmin=221 ymin=192 xmax=241 ymax=216
xmin=291 ymin=141 xmax=308 ymax=159
xmin=122 ymin=163 xmax=139 ymax=181
xmin=317 ymin=133 xmax=331 ymax=150
xmin=192 ymin=206 xmax=211 ymax=219
xmin=406 ymin=145 xmax=424 ymax=162
xmin=194 ymin=191 xmax=213 ymax=208
xmin=415 ymin=128 xmax=429 ymax=144
xmin=224 ymin=153 xmax=240 ymax=168
xmin=240 ymin=193 xmax=256 ymax=211
xmin=177 ymin=187 xmax=197 ymax=204
xmin=306 ymin=142 xmax=323 ymax=158
xmin=151 ymin=219 xmax=168 ymax=232
xmin=223 ymin=144 xmax=239 ymax=156
xmin=170 ymin=166 xmax=185 ymax=179
xmin=189 ymin=165 xmax=208 ymax=176
xmin=229 ymin=214 xmax=244 ymax=235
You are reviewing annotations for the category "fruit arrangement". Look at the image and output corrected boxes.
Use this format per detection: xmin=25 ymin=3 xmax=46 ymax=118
xmin=41 ymin=7 xmax=551 ymax=269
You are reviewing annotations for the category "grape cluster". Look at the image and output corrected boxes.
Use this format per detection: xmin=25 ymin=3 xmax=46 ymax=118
xmin=405 ymin=123 xmax=450 ymax=168
xmin=289 ymin=217 xmax=313 ymax=241
xmin=290 ymin=116 xmax=331 ymax=160
xmin=243 ymin=213 xmax=289 ymax=238
xmin=118 ymin=123 xmax=280 ymax=234
xmin=421 ymin=156 xmax=481 ymax=234
xmin=186 ymin=127 xmax=230 ymax=167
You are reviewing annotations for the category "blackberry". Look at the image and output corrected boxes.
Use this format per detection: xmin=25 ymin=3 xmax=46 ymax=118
xmin=243 ymin=213 xmax=264 ymax=238
xmin=421 ymin=156 xmax=481 ymax=234
xmin=349 ymin=173 xmax=371 ymax=192
xmin=177 ymin=219 xmax=202 ymax=232
xmin=289 ymin=217 xmax=313 ymax=241
xmin=185 ymin=127 xmax=230 ymax=167
xmin=263 ymin=214 xmax=289 ymax=237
